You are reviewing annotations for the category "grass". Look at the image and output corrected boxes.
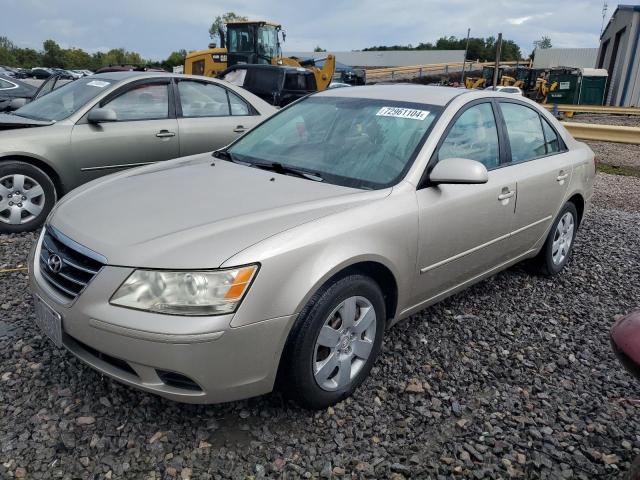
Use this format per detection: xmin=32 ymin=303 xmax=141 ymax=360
xmin=596 ymin=163 xmax=640 ymax=178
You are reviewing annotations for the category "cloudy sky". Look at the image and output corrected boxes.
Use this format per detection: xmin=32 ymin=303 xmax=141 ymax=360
xmin=3 ymin=0 xmax=638 ymax=59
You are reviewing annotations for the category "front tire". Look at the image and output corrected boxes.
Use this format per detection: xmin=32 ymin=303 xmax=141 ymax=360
xmin=529 ymin=202 xmax=578 ymax=276
xmin=0 ymin=161 xmax=56 ymax=233
xmin=281 ymin=274 xmax=386 ymax=409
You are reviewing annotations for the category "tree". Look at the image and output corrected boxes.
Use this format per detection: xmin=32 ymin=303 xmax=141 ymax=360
xmin=209 ymin=12 xmax=248 ymax=42
xmin=533 ymin=36 xmax=552 ymax=49
xmin=161 ymin=49 xmax=187 ymax=70
xmin=314 ymin=46 xmax=326 ymax=52
xmin=42 ymin=39 xmax=66 ymax=68
xmin=0 ymin=36 xmax=17 ymax=66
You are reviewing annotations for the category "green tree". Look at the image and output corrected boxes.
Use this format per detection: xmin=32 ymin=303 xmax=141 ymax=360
xmin=42 ymin=39 xmax=67 ymax=68
xmin=0 ymin=37 xmax=17 ymax=66
xmin=533 ymin=36 xmax=552 ymax=49
xmin=209 ymin=12 xmax=248 ymax=42
xmin=14 ymin=48 xmax=42 ymax=68
xmin=314 ymin=46 xmax=326 ymax=52
xmin=161 ymin=49 xmax=187 ymax=70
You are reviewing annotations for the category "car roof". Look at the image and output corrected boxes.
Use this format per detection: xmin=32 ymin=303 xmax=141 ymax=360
xmin=316 ymin=84 xmax=470 ymax=106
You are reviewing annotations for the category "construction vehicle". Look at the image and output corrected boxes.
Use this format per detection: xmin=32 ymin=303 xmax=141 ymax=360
xmin=184 ymin=20 xmax=336 ymax=102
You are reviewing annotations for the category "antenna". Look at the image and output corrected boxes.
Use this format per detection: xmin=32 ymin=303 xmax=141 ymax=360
xmin=600 ymin=1 xmax=608 ymax=35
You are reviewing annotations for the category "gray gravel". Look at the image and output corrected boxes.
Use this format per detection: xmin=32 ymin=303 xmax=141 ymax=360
xmin=1 ymin=174 xmax=639 ymax=479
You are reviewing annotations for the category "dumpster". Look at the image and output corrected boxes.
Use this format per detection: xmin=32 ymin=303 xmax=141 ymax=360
xmin=547 ymin=68 xmax=580 ymax=104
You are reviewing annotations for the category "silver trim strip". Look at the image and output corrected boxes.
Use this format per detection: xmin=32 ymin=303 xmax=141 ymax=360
xmin=80 ymin=161 xmax=157 ymax=172
xmin=419 ymin=216 xmax=553 ymax=274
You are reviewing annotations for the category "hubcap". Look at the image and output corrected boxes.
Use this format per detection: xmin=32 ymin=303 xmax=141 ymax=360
xmin=313 ymin=296 xmax=377 ymax=392
xmin=551 ymin=212 xmax=575 ymax=266
xmin=0 ymin=174 xmax=45 ymax=225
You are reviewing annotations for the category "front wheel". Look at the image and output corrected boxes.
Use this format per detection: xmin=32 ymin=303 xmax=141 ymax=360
xmin=280 ymin=274 xmax=386 ymax=409
xmin=0 ymin=161 xmax=56 ymax=233
xmin=529 ymin=202 xmax=578 ymax=276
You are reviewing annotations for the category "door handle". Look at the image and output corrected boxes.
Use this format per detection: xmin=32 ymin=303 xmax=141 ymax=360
xmin=498 ymin=190 xmax=515 ymax=201
xmin=233 ymin=125 xmax=247 ymax=133
xmin=556 ymin=172 xmax=569 ymax=182
xmin=156 ymin=130 xmax=175 ymax=138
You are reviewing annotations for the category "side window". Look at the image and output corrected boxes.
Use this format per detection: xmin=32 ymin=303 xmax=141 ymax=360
xmin=178 ymin=81 xmax=230 ymax=117
xmin=228 ymin=90 xmax=250 ymax=115
xmin=192 ymin=60 xmax=204 ymax=76
xmin=105 ymin=83 xmax=169 ymax=121
xmin=0 ymin=78 xmax=15 ymax=89
xmin=437 ymin=103 xmax=500 ymax=169
xmin=500 ymin=103 xmax=546 ymax=162
xmin=541 ymin=117 xmax=560 ymax=154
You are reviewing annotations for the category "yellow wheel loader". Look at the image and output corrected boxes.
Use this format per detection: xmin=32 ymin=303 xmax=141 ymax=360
xmin=184 ymin=20 xmax=335 ymax=105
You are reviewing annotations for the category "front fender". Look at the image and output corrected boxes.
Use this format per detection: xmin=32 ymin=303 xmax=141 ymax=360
xmin=223 ymin=186 xmax=419 ymax=328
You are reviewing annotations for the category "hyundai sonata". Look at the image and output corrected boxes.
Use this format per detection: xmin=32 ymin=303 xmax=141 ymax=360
xmin=29 ymin=85 xmax=595 ymax=409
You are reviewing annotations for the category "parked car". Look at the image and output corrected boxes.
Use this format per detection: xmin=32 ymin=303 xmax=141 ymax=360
xmin=492 ymin=86 xmax=524 ymax=95
xmin=0 ymin=72 xmax=275 ymax=232
xmin=0 ymin=75 xmax=37 ymax=111
xmin=31 ymin=67 xmax=53 ymax=79
xmin=0 ymin=66 xmax=16 ymax=77
xmin=28 ymin=85 xmax=595 ymax=408
xmin=14 ymin=68 xmax=33 ymax=79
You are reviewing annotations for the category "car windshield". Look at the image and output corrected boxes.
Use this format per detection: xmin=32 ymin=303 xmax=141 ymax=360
xmin=14 ymin=77 xmax=114 ymax=121
xmin=228 ymin=96 xmax=441 ymax=189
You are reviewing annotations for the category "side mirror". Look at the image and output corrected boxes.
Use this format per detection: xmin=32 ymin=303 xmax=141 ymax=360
xmin=8 ymin=98 xmax=27 ymax=111
xmin=429 ymin=157 xmax=488 ymax=185
xmin=87 ymin=108 xmax=117 ymax=124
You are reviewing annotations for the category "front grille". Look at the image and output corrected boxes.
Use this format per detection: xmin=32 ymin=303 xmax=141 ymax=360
xmin=69 ymin=334 xmax=139 ymax=377
xmin=38 ymin=227 xmax=105 ymax=302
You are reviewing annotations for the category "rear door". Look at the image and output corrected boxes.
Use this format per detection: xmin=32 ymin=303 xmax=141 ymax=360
xmin=70 ymin=78 xmax=179 ymax=182
xmin=175 ymin=79 xmax=262 ymax=156
xmin=496 ymin=100 xmax=575 ymax=255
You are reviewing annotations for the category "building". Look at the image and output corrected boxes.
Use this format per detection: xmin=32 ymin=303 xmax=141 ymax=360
xmin=284 ymin=50 xmax=465 ymax=68
xmin=597 ymin=4 xmax=640 ymax=107
xmin=532 ymin=48 xmax=599 ymax=69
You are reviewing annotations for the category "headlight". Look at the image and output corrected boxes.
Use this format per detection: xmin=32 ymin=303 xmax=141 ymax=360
xmin=110 ymin=265 xmax=258 ymax=316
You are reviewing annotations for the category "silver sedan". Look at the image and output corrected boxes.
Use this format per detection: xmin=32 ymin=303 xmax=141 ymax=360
xmin=0 ymin=72 xmax=276 ymax=233
xmin=29 ymin=85 xmax=595 ymax=409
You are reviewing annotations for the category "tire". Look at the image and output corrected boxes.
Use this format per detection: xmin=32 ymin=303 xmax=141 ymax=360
xmin=0 ymin=161 xmax=56 ymax=233
xmin=528 ymin=202 xmax=578 ymax=276
xmin=280 ymin=274 xmax=386 ymax=409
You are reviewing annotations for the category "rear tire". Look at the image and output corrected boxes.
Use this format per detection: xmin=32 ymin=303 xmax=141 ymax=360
xmin=280 ymin=274 xmax=386 ymax=409
xmin=528 ymin=202 xmax=578 ymax=276
xmin=0 ymin=161 xmax=56 ymax=234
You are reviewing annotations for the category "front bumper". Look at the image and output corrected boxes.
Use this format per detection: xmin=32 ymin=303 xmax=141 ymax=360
xmin=28 ymin=233 xmax=296 ymax=404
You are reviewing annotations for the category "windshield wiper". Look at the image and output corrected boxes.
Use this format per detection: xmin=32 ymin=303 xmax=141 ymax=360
xmin=253 ymin=162 xmax=325 ymax=182
xmin=212 ymin=149 xmax=251 ymax=166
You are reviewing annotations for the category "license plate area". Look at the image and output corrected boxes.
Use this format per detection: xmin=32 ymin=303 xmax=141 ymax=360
xmin=33 ymin=296 xmax=63 ymax=347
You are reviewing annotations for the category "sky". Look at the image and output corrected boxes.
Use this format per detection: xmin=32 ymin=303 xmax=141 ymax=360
xmin=2 ymin=0 xmax=639 ymax=60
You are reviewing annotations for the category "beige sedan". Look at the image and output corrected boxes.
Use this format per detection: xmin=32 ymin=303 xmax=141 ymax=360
xmin=29 ymin=85 xmax=595 ymax=409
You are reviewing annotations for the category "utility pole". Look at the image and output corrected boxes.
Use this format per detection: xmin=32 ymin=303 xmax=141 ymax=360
xmin=600 ymin=1 xmax=609 ymax=36
xmin=492 ymin=33 xmax=502 ymax=90
xmin=460 ymin=28 xmax=471 ymax=85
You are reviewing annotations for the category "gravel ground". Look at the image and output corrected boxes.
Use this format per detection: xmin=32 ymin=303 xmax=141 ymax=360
xmin=1 ymin=174 xmax=639 ymax=479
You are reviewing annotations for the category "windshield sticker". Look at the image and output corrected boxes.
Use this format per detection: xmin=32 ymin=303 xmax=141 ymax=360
xmin=376 ymin=106 xmax=430 ymax=120
xmin=87 ymin=80 xmax=110 ymax=88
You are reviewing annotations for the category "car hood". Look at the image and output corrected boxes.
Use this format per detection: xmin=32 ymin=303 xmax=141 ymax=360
xmin=0 ymin=113 xmax=54 ymax=130
xmin=51 ymin=155 xmax=387 ymax=269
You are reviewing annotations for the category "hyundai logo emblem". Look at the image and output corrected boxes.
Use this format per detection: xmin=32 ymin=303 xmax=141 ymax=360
xmin=47 ymin=254 xmax=62 ymax=273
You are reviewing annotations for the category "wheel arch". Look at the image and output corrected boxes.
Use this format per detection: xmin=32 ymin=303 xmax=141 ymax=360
xmin=0 ymin=154 xmax=64 ymax=196
xmin=566 ymin=192 xmax=585 ymax=226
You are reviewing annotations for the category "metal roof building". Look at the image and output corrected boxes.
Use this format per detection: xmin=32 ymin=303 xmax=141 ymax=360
xmin=532 ymin=48 xmax=598 ymax=69
xmin=284 ymin=50 xmax=465 ymax=68
xmin=597 ymin=4 xmax=640 ymax=107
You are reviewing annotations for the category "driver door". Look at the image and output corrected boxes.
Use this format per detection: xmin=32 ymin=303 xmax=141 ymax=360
xmin=70 ymin=78 xmax=179 ymax=183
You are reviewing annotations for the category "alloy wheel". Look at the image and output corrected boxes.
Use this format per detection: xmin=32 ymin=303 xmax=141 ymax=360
xmin=551 ymin=212 xmax=575 ymax=266
xmin=313 ymin=296 xmax=377 ymax=391
xmin=0 ymin=174 xmax=45 ymax=225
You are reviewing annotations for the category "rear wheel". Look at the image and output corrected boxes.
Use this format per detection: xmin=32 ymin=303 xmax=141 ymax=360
xmin=528 ymin=202 xmax=578 ymax=276
xmin=0 ymin=161 xmax=56 ymax=233
xmin=281 ymin=274 xmax=386 ymax=409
